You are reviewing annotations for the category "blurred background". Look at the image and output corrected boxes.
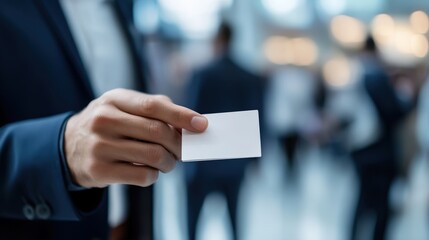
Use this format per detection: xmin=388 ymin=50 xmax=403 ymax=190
xmin=132 ymin=0 xmax=429 ymax=239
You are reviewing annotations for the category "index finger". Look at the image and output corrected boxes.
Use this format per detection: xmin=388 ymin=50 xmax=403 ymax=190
xmin=104 ymin=89 xmax=208 ymax=132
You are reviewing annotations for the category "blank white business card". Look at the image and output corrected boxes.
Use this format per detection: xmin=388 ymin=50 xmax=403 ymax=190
xmin=181 ymin=110 xmax=262 ymax=162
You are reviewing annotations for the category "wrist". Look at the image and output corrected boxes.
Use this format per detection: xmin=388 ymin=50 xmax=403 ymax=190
xmin=62 ymin=113 xmax=88 ymax=191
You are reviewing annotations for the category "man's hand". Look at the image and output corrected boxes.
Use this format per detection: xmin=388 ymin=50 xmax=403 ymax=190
xmin=64 ymin=89 xmax=208 ymax=188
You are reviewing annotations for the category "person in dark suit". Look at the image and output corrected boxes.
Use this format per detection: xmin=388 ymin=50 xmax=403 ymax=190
xmin=350 ymin=37 xmax=413 ymax=240
xmin=185 ymin=22 xmax=265 ymax=240
xmin=0 ymin=1 xmax=207 ymax=239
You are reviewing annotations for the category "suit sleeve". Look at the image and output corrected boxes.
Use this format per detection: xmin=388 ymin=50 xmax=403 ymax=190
xmin=0 ymin=112 xmax=105 ymax=221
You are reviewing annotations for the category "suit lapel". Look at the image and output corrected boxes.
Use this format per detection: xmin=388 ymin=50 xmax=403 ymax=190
xmin=36 ymin=0 xmax=95 ymax=99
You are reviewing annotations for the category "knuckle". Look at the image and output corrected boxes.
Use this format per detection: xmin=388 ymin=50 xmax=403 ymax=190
xmin=98 ymin=92 xmax=114 ymax=106
xmin=140 ymin=170 xmax=159 ymax=187
xmin=104 ymin=88 xmax=124 ymax=97
xmin=99 ymin=88 xmax=126 ymax=105
xmin=89 ymin=136 xmax=109 ymax=158
xmin=89 ymin=107 xmax=112 ymax=132
xmin=152 ymin=171 xmax=159 ymax=183
xmin=85 ymin=158 xmax=110 ymax=188
xmin=140 ymin=97 xmax=158 ymax=115
xmin=173 ymin=109 xmax=186 ymax=124
xmin=87 ymin=99 xmax=99 ymax=109
xmin=163 ymin=159 xmax=177 ymax=173
xmin=136 ymin=171 xmax=146 ymax=186
xmin=137 ymin=173 xmax=148 ymax=186
xmin=154 ymin=95 xmax=172 ymax=103
xmin=148 ymin=120 xmax=164 ymax=139
xmin=148 ymin=145 xmax=165 ymax=162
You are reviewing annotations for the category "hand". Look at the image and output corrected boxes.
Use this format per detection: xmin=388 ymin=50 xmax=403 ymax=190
xmin=64 ymin=89 xmax=208 ymax=188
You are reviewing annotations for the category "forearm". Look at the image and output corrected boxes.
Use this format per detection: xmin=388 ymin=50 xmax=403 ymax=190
xmin=0 ymin=113 xmax=104 ymax=220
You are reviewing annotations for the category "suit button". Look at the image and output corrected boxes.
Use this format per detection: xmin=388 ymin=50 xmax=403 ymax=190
xmin=35 ymin=203 xmax=51 ymax=220
xmin=22 ymin=204 xmax=35 ymax=220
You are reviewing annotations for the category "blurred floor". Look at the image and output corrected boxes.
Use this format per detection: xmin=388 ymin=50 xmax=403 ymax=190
xmin=155 ymin=139 xmax=429 ymax=240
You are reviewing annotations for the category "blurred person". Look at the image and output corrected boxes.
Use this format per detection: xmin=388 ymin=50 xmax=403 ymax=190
xmin=300 ymin=71 xmax=332 ymax=145
xmin=305 ymin=72 xmax=352 ymax=157
xmin=392 ymin=70 xmax=422 ymax=181
xmin=266 ymin=66 xmax=322 ymax=179
xmin=184 ymin=22 xmax=265 ymax=240
xmin=0 ymin=1 xmax=207 ymax=240
xmin=349 ymin=36 xmax=414 ymax=240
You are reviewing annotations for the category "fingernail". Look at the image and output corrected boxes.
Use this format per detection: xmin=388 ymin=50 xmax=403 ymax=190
xmin=191 ymin=116 xmax=208 ymax=131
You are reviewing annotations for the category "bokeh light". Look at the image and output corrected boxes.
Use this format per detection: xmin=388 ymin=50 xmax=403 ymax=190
xmin=393 ymin=26 xmax=414 ymax=54
xmin=371 ymin=14 xmax=395 ymax=44
xmin=264 ymin=36 xmax=291 ymax=65
xmin=371 ymin=14 xmax=429 ymax=63
xmin=411 ymin=34 xmax=429 ymax=58
xmin=323 ymin=56 xmax=351 ymax=88
xmin=264 ymin=36 xmax=318 ymax=66
xmin=410 ymin=10 xmax=429 ymax=34
xmin=330 ymin=15 xmax=366 ymax=49
xmin=292 ymin=38 xmax=318 ymax=66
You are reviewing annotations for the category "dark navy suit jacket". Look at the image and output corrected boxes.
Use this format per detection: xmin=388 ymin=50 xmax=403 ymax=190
xmin=351 ymin=58 xmax=411 ymax=169
xmin=185 ymin=55 xmax=265 ymax=181
xmin=0 ymin=0 xmax=152 ymax=239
